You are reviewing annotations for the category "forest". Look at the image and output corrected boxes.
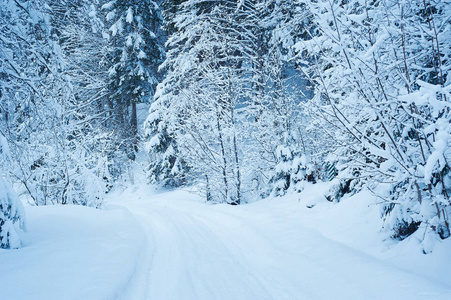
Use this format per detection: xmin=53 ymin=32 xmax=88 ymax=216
xmin=1 ymin=0 xmax=451 ymax=298
xmin=0 ymin=0 xmax=450 ymax=283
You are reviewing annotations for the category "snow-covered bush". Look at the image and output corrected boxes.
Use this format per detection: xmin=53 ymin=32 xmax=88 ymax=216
xmin=270 ymin=145 xmax=316 ymax=196
xmin=324 ymin=163 xmax=362 ymax=203
xmin=0 ymin=177 xmax=26 ymax=249
xmin=0 ymin=135 xmax=26 ymax=249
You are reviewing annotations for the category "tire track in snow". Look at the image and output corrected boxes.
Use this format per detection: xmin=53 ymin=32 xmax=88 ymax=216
xmin=114 ymin=190 xmax=451 ymax=300
xmin=142 ymin=205 xmax=277 ymax=300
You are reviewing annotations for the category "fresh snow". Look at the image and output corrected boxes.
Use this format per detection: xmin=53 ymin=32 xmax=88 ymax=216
xmin=2 ymin=181 xmax=451 ymax=299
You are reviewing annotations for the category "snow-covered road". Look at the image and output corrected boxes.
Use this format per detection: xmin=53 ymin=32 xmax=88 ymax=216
xmin=113 ymin=187 xmax=451 ymax=300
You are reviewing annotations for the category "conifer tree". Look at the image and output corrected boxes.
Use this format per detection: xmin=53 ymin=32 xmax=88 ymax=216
xmin=103 ymin=0 xmax=164 ymax=161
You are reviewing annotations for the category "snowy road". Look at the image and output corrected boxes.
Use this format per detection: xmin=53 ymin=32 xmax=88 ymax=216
xmin=112 ymin=187 xmax=451 ymax=300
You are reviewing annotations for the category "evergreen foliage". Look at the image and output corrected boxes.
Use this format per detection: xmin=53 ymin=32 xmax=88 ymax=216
xmin=103 ymin=0 xmax=164 ymax=161
xmin=144 ymin=94 xmax=188 ymax=187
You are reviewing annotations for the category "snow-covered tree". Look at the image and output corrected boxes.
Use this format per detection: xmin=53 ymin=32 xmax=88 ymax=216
xmin=149 ymin=0 xmax=244 ymax=203
xmin=1 ymin=0 xmax=111 ymax=207
xmin=103 ymin=0 xmax=164 ymax=162
xmin=239 ymin=0 xmax=318 ymax=196
xmin=149 ymin=0 xmax=315 ymax=201
xmin=144 ymin=90 xmax=188 ymax=187
xmin=296 ymin=0 xmax=451 ymax=243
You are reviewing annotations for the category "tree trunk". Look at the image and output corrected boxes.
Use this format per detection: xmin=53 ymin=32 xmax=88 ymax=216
xmin=232 ymin=132 xmax=241 ymax=205
xmin=131 ymin=101 xmax=138 ymax=153
xmin=215 ymin=109 xmax=229 ymax=202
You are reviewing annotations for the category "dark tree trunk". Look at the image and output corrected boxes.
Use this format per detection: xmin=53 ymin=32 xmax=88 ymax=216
xmin=131 ymin=101 xmax=138 ymax=153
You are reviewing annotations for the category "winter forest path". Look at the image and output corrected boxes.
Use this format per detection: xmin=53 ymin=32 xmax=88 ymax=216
xmin=109 ymin=186 xmax=451 ymax=300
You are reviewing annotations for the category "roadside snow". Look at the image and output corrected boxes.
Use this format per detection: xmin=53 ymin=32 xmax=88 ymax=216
xmin=0 ymin=205 xmax=145 ymax=300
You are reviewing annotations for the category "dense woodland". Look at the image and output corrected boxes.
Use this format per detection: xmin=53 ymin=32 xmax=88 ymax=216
xmin=0 ymin=0 xmax=450 ymax=250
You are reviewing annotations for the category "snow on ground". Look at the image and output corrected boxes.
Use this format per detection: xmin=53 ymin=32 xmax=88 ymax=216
xmin=2 ymin=176 xmax=451 ymax=299
xmin=109 ymin=182 xmax=451 ymax=300
xmin=0 ymin=204 xmax=145 ymax=300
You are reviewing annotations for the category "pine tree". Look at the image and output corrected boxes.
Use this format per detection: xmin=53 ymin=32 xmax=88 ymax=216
xmin=144 ymin=90 xmax=188 ymax=187
xmin=103 ymin=0 xmax=164 ymax=162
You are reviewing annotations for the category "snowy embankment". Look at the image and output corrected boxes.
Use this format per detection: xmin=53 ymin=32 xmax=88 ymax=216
xmin=0 ymin=204 xmax=145 ymax=300
xmin=2 ymin=182 xmax=451 ymax=299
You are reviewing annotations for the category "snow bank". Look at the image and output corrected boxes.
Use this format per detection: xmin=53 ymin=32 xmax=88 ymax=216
xmin=272 ymin=183 xmax=451 ymax=288
xmin=0 ymin=204 xmax=145 ymax=300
